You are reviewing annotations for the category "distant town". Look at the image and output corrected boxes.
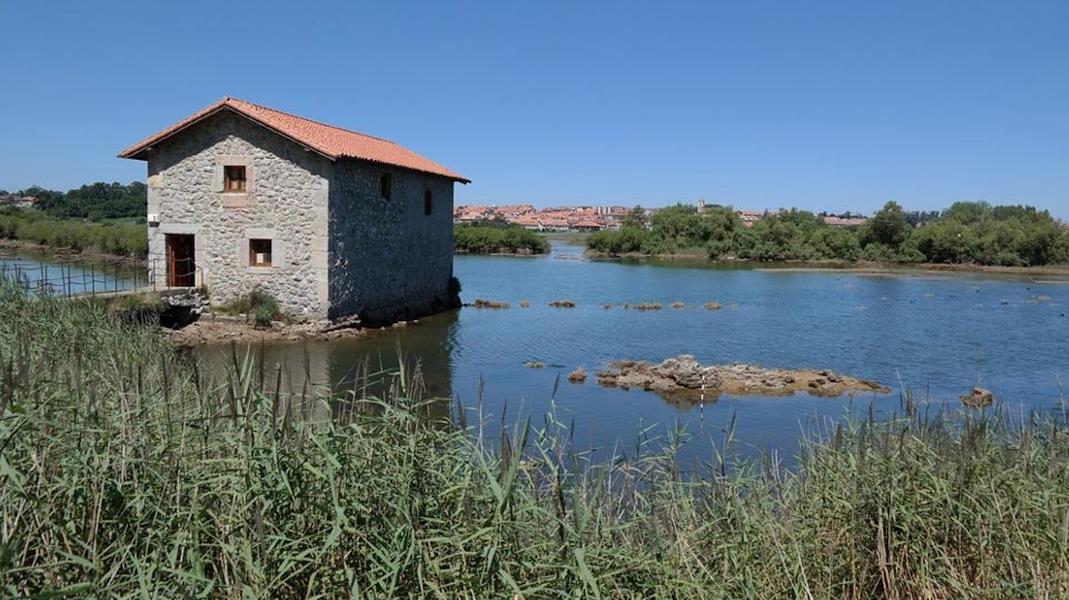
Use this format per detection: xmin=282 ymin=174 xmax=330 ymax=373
xmin=453 ymin=200 xmax=871 ymax=232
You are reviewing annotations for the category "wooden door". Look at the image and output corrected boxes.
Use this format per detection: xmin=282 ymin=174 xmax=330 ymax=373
xmin=166 ymin=234 xmax=195 ymax=287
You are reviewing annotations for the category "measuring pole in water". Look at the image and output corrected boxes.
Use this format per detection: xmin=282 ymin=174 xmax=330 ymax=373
xmin=700 ymin=374 xmax=705 ymax=422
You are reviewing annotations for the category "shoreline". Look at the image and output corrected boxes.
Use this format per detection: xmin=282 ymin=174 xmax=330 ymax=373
xmin=754 ymin=261 xmax=1069 ymax=277
xmin=0 ymin=238 xmax=146 ymax=269
xmin=4 ymin=238 xmax=549 ymax=264
xmin=8 ymin=238 xmax=1069 ymax=282
xmin=164 ymin=312 xmax=433 ymax=347
xmin=453 ymin=249 xmax=548 ymax=258
xmin=585 ymin=250 xmax=1069 ymax=278
xmin=165 ymin=314 xmax=369 ymax=347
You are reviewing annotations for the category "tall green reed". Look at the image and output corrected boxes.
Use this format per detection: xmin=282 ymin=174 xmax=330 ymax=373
xmin=1 ymin=283 xmax=1067 ymax=598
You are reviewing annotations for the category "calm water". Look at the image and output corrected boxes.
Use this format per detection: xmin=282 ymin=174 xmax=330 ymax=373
xmin=10 ymin=246 xmax=1067 ymax=464
xmin=0 ymin=251 xmax=142 ymax=296
xmin=200 ymin=242 xmax=1069 ymax=465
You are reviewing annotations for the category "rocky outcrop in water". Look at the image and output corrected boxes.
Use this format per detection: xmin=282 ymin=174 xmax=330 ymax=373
xmin=961 ymin=386 xmax=995 ymax=408
xmin=596 ymin=354 xmax=889 ymax=399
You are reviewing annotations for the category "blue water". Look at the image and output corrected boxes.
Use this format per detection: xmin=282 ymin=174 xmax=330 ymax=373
xmin=195 ymin=242 xmax=1069 ymax=465
xmin=0 ymin=251 xmax=142 ymax=296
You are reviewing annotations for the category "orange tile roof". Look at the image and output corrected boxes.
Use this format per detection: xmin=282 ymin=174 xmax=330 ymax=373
xmin=118 ymin=97 xmax=469 ymax=183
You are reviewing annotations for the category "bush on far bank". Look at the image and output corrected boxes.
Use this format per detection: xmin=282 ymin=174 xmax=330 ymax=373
xmin=454 ymin=222 xmax=549 ymax=254
xmin=587 ymin=201 xmax=1069 ymax=266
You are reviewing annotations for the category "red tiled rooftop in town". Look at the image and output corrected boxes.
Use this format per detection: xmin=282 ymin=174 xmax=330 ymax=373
xmin=119 ymin=97 xmax=469 ymax=183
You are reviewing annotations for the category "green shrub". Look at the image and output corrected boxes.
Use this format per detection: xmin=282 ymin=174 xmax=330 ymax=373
xmin=586 ymin=201 xmax=1069 ymax=267
xmin=253 ymin=302 xmax=278 ymax=328
xmin=454 ymin=223 xmax=549 ymax=254
xmin=216 ymin=287 xmax=281 ymax=325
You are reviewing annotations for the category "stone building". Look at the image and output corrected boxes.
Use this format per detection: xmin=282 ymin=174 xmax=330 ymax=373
xmin=119 ymin=97 xmax=469 ymax=324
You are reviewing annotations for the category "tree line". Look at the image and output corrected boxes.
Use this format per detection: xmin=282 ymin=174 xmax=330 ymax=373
xmin=2 ymin=181 xmax=147 ymax=221
xmin=587 ymin=202 xmax=1069 ymax=266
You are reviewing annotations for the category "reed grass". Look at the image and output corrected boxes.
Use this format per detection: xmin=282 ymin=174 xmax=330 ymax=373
xmin=1 ymin=284 xmax=1068 ymax=598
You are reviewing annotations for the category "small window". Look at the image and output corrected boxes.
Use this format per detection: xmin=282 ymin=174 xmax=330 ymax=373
xmin=380 ymin=173 xmax=392 ymax=200
xmin=424 ymin=189 xmax=433 ymax=215
xmin=249 ymin=238 xmax=272 ymax=267
xmin=225 ymin=165 xmax=247 ymax=192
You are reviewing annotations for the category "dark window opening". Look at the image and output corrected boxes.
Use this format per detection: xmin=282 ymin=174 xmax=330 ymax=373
xmin=225 ymin=165 xmax=247 ymax=192
xmin=380 ymin=173 xmax=392 ymax=200
xmin=249 ymin=238 xmax=272 ymax=267
xmin=424 ymin=189 xmax=433 ymax=215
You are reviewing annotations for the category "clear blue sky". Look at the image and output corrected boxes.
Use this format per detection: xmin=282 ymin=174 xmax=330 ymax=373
xmin=1 ymin=0 xmax=1067 ymax=218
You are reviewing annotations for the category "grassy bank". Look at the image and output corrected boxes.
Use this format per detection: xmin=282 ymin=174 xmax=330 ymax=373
xmin=0 ymin=209 xmax=147 ymax=258
xmin=539 ymin=230 xmax=592 ymax=245
xmin=1 ymin=286 xmax=1068 ymax=597
xmin=454 ymin=222 xmax=550 ymax=254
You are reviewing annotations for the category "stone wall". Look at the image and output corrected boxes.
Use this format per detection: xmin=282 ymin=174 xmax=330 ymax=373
xmin=144 ymin=107 xmax=458 ymax=324
xmin=146 ymin=110 xmax=331 ymax=319
xmin=328 ymin=161 xmax=455 ymax=324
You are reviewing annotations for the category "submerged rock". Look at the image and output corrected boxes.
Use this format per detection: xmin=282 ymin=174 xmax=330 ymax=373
xmin=524 ymin=360 xmax=545 ymax=369
xmin=549 ymin=300 xmax=576 ymax=308
xmin=961 ymin=386 xmax=995 ymax=408
xmin=704 ymin=302 xmax=723 ymax=311
xmin=472 ymin=298 xmax=510 ymax=309
xmin=596 ymin=354 xmax=888 ymax=399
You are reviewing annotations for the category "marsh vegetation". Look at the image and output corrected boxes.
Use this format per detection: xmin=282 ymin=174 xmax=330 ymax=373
xmin=1 ymin=285 xmax=1068 ymax=597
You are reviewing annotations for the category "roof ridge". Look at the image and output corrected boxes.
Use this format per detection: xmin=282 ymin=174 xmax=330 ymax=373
xmin=225 ymin=97 xmax=400 ymax=146
xmin=120 ymin=97 xmax=469 ymax=182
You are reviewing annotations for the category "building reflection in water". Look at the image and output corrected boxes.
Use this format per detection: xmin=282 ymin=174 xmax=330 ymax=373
xmin=189 ymin=310 xmax=459 ymax=425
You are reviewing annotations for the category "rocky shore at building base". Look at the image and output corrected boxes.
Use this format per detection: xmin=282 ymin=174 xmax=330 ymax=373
xmin=596 ymin=354 xmax=890 ymax=399
xmin=165 ymin=316 xmax=370 ymax=347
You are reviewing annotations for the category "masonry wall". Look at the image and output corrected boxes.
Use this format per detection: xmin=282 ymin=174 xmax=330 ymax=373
xmin=145 ymin=110 xmax=332 ymax=319
xmin=327 ymin=161 xmax=455 ymax=324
